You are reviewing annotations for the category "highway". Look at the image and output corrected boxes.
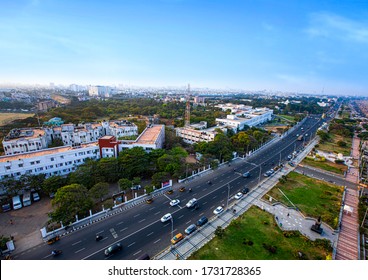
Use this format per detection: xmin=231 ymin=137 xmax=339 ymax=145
xmin=14 ymin=116 xmax=324 ymax=260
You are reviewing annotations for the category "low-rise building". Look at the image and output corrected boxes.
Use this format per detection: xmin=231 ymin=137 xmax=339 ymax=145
xmin=0 ymin=142 xmax=100 ymax=182
xmin=98 ymin=125 xmax=165 ymax=157
xmin=176 ymin=127 xmax=217 ymax=144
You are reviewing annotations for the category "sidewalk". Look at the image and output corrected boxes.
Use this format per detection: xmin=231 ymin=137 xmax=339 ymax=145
xmin=253 ymin=200 xmax=337 ymax=242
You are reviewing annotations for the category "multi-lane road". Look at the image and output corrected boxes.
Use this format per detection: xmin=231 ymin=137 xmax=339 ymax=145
xmin=15 ymin=116 xmax=324 ymax=260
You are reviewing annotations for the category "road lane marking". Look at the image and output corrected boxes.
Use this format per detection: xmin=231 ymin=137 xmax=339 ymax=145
xmin=178 ymin=215 xmax=184 ymax=219
xmin=75 ymin=248 xmax=85 ymax=254
xmin=146 ymin=232 xmax=154 ymax=237
xmin=133 ymin=214 xmax=140 ymax=218
xmin=154 ymin=239 xmax=161 ymax=244
xmin=120 ymin=227 xmax=128 ymax=232
xmin=138 ymin=219 xmax=146 ymax=223
xmin=133 ymin=250 xmax=142 ymax=256
xmin=203 ymin=201 xmax=207 ymax=205
xmin=212 ymin=196 xmax=217 ymax=199
xmin=110 ymin=228 xmax=118 ymax=238
xmin=96 ymin=230 xmax=104 ymax=235
xmin=72 ymin=241 xmax=82 ymax=246
xmin=128 ymin=242 xmax=136 ymax=247
xmin=185 ymin=220 xmax=192 ymax=224
xmin=117 ymin=221 xmax=124 ymax=225
xmin=154 ymin=211 xmax=161 ymax=215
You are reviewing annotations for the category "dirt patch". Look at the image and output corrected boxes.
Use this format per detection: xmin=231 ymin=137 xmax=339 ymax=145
xmin=0 ymin=197 xmax=52 ymax=252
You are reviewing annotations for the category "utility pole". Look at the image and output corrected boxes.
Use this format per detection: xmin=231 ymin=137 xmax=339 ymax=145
xmin=226 ymin=184 xmax=230 ymax=210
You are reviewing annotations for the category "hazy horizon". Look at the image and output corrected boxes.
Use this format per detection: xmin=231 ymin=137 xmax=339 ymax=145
xmin=1 ymin=0 xmax=367 ymax=96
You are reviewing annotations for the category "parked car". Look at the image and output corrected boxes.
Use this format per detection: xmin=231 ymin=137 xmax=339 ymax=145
xmin=161 ymin=213 xmax=172 ymax=222
xmin=104 ymin=243 xmax=122 ymax=256
xmin=184 ymin=224 xmax=197 ymax=235
xmin=196 ymin=216 xmax=208 ymax=227
xmin=1 ymin=202 xmax=11 ymax=212
xmin=171 ymin=233 xmax=184 ymax=245
xmin=32 ymin=192 xmax=40 ymax=202
xmin=213 ymin=206 xmax=224 ymax=215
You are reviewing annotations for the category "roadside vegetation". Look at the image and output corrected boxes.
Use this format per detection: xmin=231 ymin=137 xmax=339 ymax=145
xmin=316 ymin=118 xmax=356 ymax=156
xmin=189 ymin=206 xmax=332 ymax=260
xmin=264 ymin=172 xmax=343 ymax=228
xmin=302 ymin=157 xmax=348 ymax=175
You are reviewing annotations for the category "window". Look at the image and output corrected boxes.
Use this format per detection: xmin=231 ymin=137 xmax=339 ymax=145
xmin=51 ymin=157 xmax=55 ymax=161
xmin=18 ymin=164 xmax=23 ymax=167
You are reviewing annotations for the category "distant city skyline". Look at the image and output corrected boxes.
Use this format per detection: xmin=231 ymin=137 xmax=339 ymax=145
xmin=1 ymin=0 xmax=367 ymax=95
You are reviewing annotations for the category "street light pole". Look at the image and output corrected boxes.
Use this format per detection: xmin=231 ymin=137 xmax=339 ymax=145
xmin=258 ymin=165 xmax=262 ymax=185
xmin=170 ymin=216 xmax=174 ymax=240
xmin=226 ymin=184 xmax=230 ymax=210
xmin=279 ymin=151 xmax=282 ymax=166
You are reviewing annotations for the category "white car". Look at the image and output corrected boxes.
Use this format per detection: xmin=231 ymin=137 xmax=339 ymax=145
xmin=161 ymin=213 xmax=172 ymax=222
xmin=169 ymin=199 xmax=180 ymax=207
xmin=213 ymin=206 xmax=224 ymax=215
xmin=234 ymin=192 xmax=243 ymax=200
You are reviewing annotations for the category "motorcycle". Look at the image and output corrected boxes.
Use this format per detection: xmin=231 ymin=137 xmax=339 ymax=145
xmin=189 ymin=188 xmax=192 ymax=193
xmin=51 ymin=250 xmax=62 ymax=257
xmin=96 ymin=235 xmax=103 ymax=241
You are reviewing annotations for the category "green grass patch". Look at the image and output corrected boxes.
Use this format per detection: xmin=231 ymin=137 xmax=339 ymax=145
xmin=302 ymin=158 xmax=348 ymax=175
xmin=318 ymin=134 xmax=352 ymax=156
xmin=264 ymin=172 xmax=343 ymax=228
xmin=277 ymin=114 xmax=296 ymax=122
xmin=189 ymin=206 xmax=332 ymax=260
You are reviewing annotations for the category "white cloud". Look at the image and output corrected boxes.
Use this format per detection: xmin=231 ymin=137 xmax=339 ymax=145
xmin=306 ymin=12 xmax=368 ymax=43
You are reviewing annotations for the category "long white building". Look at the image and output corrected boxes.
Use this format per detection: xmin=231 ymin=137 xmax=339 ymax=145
xmin=0 ymin=142 xmax=100 ymax=182
xmin=215 ymin=106 xmax=273 ymax=132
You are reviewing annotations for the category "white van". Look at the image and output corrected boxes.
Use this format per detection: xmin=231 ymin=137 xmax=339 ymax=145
xmin=22 ymin=191 xmax=32 ymax=207
xmin=12 ymin=195 xmax=23 ymax=210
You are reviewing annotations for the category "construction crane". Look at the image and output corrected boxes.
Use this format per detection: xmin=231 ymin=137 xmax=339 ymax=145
xmin=185 ymin=84 xmax=191 ymax=127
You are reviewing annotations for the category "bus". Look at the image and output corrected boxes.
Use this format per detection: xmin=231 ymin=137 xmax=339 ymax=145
xmin=22 ymin=191 xmax=32 ymax=207
xmin=12 ymin=195 xmax=23 ymax=210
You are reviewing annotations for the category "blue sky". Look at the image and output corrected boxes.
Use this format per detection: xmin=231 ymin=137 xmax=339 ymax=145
xmin=1 ymin=0 xmax=368 ymax=95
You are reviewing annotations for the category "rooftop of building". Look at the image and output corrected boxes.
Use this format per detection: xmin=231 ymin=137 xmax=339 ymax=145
xmin=0 ymin=142 xmax=99 ymax=163
xmin=135 ymin=125 xmax=164 ymax=145
xmin=3 ymin=128 xmax=45 ymax=142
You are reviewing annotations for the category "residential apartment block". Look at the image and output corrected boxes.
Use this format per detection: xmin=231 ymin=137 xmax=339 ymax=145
xmin=2 ymin=120 xmax=138 ymax=156
xmin=0 ymin=125 xmax=165 ymax=191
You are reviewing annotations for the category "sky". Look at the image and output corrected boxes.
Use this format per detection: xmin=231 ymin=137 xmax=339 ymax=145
xmin=0 ymin=0 xmax=368 ymax=95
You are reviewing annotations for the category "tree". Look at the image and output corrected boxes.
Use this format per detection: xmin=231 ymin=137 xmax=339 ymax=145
xmin=97 ymin=157 xmax=120 ymax=183
xmin=337 ymin=140 xmax=347 ymax=147
xmin=89 ymin=182 xmax=109 ymax=202
xmin=118 ymin=147 xmax=148 ymax=179
xmin=317 ymin=130 xmax=329 ymax=142
xmin=118 ymin=178 xmax=131 ymax=193
xmin=68 ymin=159 xmax=103 ymax=189
xmin=151 ymin=172 xmax=170 ymax=188
xmin=214 ymin=226 xmax=225 ymax=239
xmin=41 ymin=175 xmax=67 ymax=196
xmin=51 ymin=184 xmax=93 ymax=224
